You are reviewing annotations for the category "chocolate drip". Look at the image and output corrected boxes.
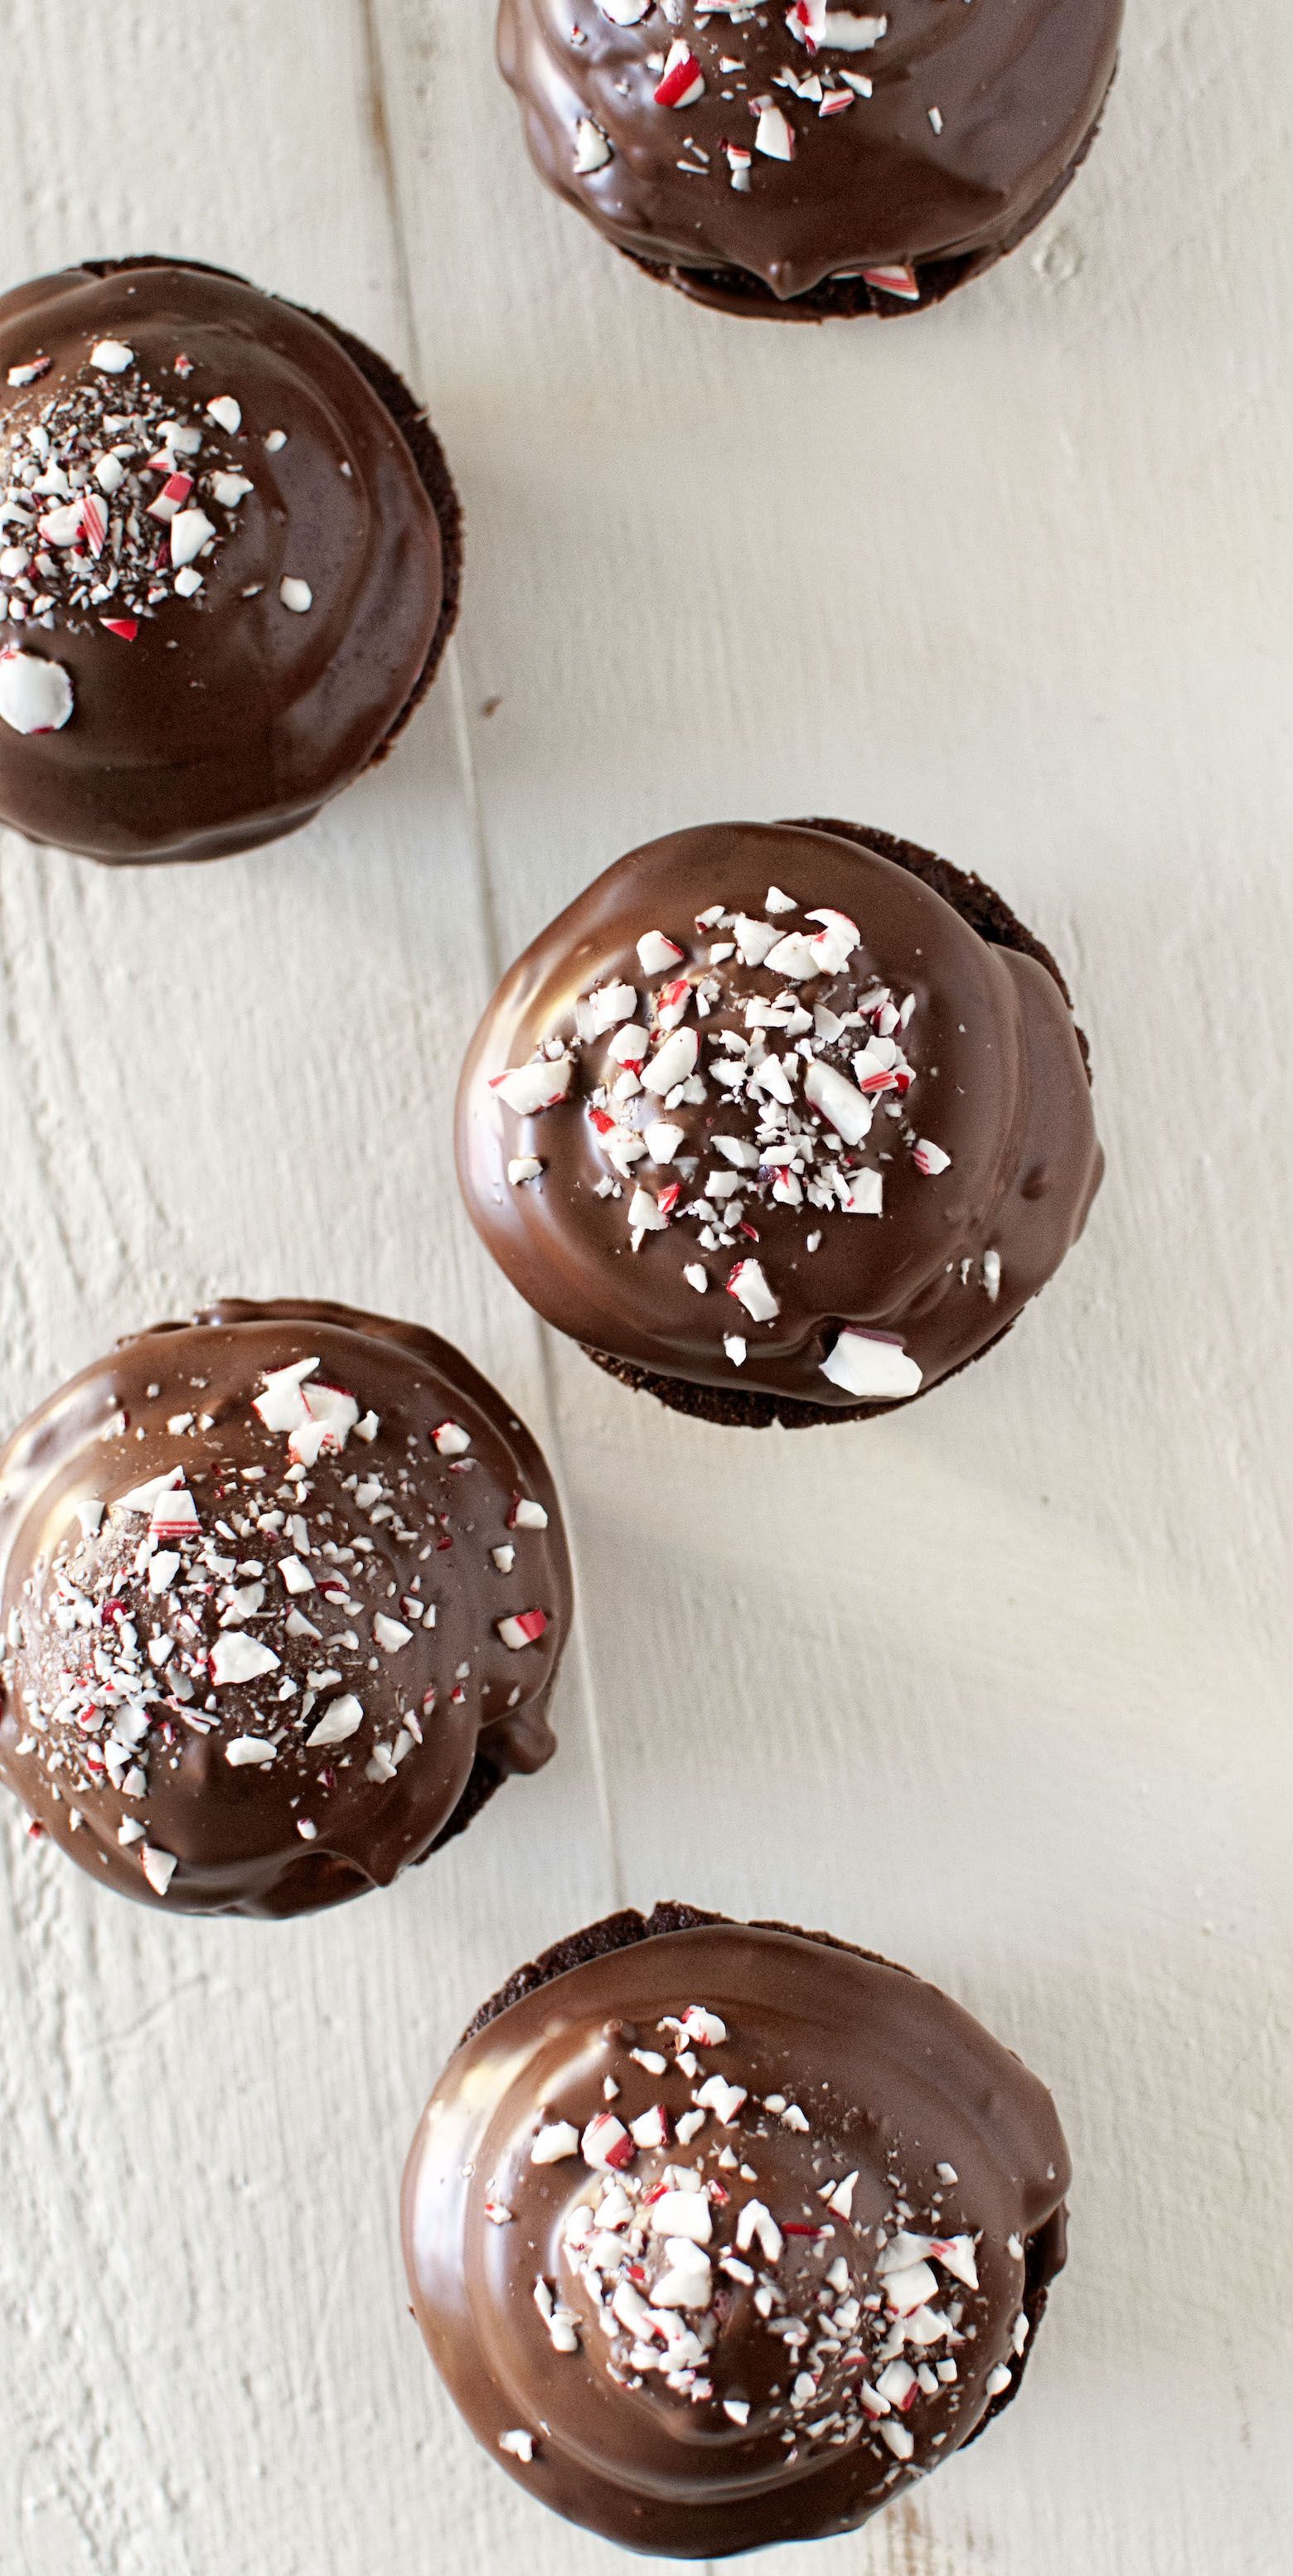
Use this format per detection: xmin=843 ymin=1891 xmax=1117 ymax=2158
xmin=498 ymin=0 xmax=1121 ymax=316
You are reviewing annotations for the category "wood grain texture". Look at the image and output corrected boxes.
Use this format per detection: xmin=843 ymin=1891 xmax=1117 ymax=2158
xmin=1 ymin=2 xmax=1290 ymax=2571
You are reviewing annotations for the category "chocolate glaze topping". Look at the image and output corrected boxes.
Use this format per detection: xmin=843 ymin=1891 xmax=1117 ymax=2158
xmin=0 ymin=261 xmax=458 ymax=862
xmin=0 ymin=1300 xmax=571 ymax=1918
xmin=403 ymin=1905 xmax=1071 ymax=2556
xmin=498 ymin=0 xmax=1122 ymax=318
xmin=456 ymin=821 xmax=1103 ymax=1415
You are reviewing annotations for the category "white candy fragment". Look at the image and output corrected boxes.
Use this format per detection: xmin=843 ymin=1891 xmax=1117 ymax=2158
xmin=209 ymin=471 xmax=254 ymax=507
xmin=140 ymin=1846 xmax=177 ymax=1896
xmin=804 ymin=1059 xmax=873 ymax=1145
xmin=929 ymin=2234 xmax=979 ymax=2290
xmin=433 ymin=1421 xmax=472 ymax=1455
xmin=650 ymin=2243 xmax=713 ymax=2309
xmin=75 ymin=1500 xmax=104 ymax=1538
xmin=982 ymin=1248 xmax=1001 ymax=1301
xmin=628 ymin=1185 xmax=669 ymax=1235
xmin=642 ymin=1027 xmax=699 ymax=1095
xmin=290 ymin=1383 xmax=360 ymax=1465
xmin=876 ymin=2358 xmax=917 ymax=2406
xmin=645 ymin=1121 xmax=685 ymax=1163
xmin=225 ymin=1737 xmax=277 ymax=1768
xmin=820 ymin=1329 xmax=921 ymax=1402
xmin=882 ymin=2259 xmax=940 ymax=2316
xmin=735 ymin=2201 xmax=782 ymax=2263
xmin=637 ymin=930 xmax=685 ymax=976
xmin=508 ymin=1156 xmax=544 ymax=1185
xmin=206 ymin=395 xmax=242 ymax=433
xmin=0 ymin=651 xmax=73 ymax=735
xmin=511 ymin=1498 xmax=549 ymax=1531
xmin=755 ymin=102 xmax=796 ymax=160
xmin=826 ymin=2169 xmax=859 ymax=2218
xmin=695 ymin=2075 xmax=747 ymax=2124
xmin=598 ymin=0 xmax=651 ymax=19
xmin=278 ymin=1555 xmax=315 ymax=1595
xmin=210 ymin=1633 xmax=281 ymax=1687
xmin=491 ymin=1054 xmax=574 ymax=1114
xmin=727 ymin=1260 xmax=779 ymax=1324
xmin=90 ymin=340 xmax=134 ymax=373
xmin=279 ymin=577 xmax=312 ymax=613
xmin=880 ymin=2419 xmax=914 ymax=2461
xmin=264 ymin=430 xmax=287 ymax=453
xmin=913 ymin=1138 xmax=952 ymax=1177
xmin=254 ymin=1357 xmax=319 ymax=1431
xmin=575 ymin=981 xmax=637 ymax=1039
xmin=574 ymin=118 xmax=613 ymax=173
xmin=498 ymin=2430 xmax=535 ymax=2462
xmin=842 ymin=1169 xmax=883 ymax=1217
xmin=985 ymin=2363 xmax=1014 ymax=2399
xmin=733 ymin=913 xmax=781 ymax=967
xmin=630 ymin=2105 xmax=671 ymax=2150
xmin=684 ymin=1264 xmax=708 ymax=1293
xmin=723 ymin=1334 xmax=747 ymax=1368
xmin=530 ymin=2122 xmax=579 ymax=2165
xmin=648 ymin=2190 xmax=712 ymax=2244
xmin=373 ymin=1614 xmax=414 ymax=1652
xmin=787 ymin=2 xmax=888 ymax=51
xmin=763 ymin=930 xmax=818 ymax=980
xmin=305 ymin=1694 xmax=364 ymax=1746
xmin=806 ymin=907 xmax=861 ymax=974
xmin=169 ymin=506 xmax=216 ymax=568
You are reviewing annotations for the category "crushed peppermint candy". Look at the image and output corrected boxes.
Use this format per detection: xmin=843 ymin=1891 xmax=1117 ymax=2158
xmin=488 ymin=880 xmax=972 ymax=1392
xmin=0 ymin=346 xmax=264 ymax=637
xmin=484 ymin=1995 xmax=1031 ymax=2467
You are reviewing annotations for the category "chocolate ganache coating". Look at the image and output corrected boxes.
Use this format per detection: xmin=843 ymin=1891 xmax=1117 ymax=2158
xmin=497 ymin=0 xmax=1122 ymax=320
xmin=0 ymin=1300 xmax=571 ymax=1918
xmin=402 ymin=1905 xmax=1071 ymax=2556
xmin=455 ymin=820 xmax=1103 ymax=1421
xmin=0 ymin=259 xmax=460 ymax=862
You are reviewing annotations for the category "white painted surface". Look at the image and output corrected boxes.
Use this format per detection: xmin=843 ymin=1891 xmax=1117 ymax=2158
xmin=0 ymin=4 xmax=1290 ymax=2571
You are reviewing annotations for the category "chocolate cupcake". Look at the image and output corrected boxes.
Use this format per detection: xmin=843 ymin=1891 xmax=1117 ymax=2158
xmin=0 ymin=1300 xmax=570 ymax=1917
xmin=497 ymin=0 xmax=1121 ymax=321
xmin=456 ymin=819 xmax=1103 ymax=1427
xmin=0 ymin=259 xmax=461 ymax=862
xmin=402 ymin=1902 xmax=1070 ymax=2556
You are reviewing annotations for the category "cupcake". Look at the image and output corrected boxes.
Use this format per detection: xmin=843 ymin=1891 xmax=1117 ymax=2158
xmin=456 ymin=818 xmax=1103 ymax=1426
xmin=0 ymin=258 xmax=461 ymax=862
xmin=0 ymin=1300 xmax=569 ymax=1916
xmin=402 ymin=1901 xmax=1070 ymax=2556
xmin=497 ymin=0 xmax=1121 ymax=321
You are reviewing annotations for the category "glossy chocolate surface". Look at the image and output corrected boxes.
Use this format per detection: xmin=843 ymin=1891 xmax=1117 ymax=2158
xmin=403 ymin=1908 xmax=1070 ymax=2555
xmin=498 ymin=0 xmax=1122 ymax=315
xmin=456 ymin=821 xmax=1103 ymax=1412
xmin=0 ymin=262 xmax=451 ymax=862
xmin=0 ymin=1300 xmax=570 ymax=1917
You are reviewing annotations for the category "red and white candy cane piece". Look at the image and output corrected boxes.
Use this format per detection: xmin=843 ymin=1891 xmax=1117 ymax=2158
xmin=863 ymin=264 xmax=920 ymax=302
xmin=581 ymin=2113 xmax=635 ymax=2172
xmin=726 ymin=1259 xmax=779 ymax=1324
xmin=629 ymin=2104 xmax=671 ymax=2150
xmin=680 ymin=2006 xmax=727 ymax=2046
xmin=100 ymin=617 xmax=138 ymax=642
xmin=490 ymin=1054 xmax=574 ymax=1113
xmin=79 ymin=494 xmax=108 ymax=559
xmin=147 ymin=472 xmax=195 ymax=522
xmin=724 ymin=143 xmax=753 ymax=190
xmin=7 ymin=356 xmax=51 ymax=387
xmin=637 ymin=930 xmax=685 ymax=976
xmin=0 ymin=651 xmax=73 ymax=736
xmin=913 ymin=1138 xmax=951 ymax=1176
xmin=496 ymin=1610 xmax=549 ymax=1651
xmin=655 ymin=41 xmax=705 ymax=108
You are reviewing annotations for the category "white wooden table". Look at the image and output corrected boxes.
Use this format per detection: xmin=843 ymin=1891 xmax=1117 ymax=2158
xmin=1 ymin=7 xmax=1289 ymax=2572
